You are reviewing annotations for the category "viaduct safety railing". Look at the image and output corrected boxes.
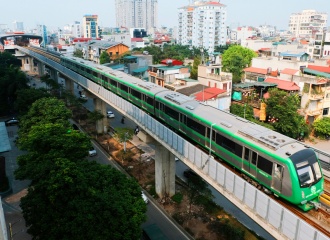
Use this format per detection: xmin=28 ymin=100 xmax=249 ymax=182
xmin=16 ymin=47 xmax=330 ymax=240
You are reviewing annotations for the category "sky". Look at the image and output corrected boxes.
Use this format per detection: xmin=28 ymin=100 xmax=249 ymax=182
xmin=1 ymin=0 xmax=330 ymax=31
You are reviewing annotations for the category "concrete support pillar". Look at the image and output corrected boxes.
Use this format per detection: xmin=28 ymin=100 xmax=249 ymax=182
xmin=49 ymin=69 xmax=58 ymax=82
xmin=37 ymin=61 xmax=45 ymax=76
xmin=93 ymin=98 xmax=106 ymax=134
xmin=64 ymin=77 xmax=74 ymax=94
xmin=155 ymin=144 xmax=176 ymax=199
xmin=29 ymin=57 xmax=34 ymax=73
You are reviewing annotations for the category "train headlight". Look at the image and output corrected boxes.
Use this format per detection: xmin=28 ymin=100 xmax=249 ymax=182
xmin=302 ymin=191 xmax=305 ymax=199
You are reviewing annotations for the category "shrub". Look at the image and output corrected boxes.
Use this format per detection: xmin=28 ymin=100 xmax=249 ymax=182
xmin=171 ymin=193 xmax=183 ymax=203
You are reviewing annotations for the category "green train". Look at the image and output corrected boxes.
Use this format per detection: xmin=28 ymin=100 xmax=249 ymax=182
xmin=61 ymin=56 xmax=324 ymax=211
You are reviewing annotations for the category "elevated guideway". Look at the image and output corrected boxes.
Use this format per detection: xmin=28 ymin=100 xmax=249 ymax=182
xmin=14 ymin=46 xmax=330 ymax=240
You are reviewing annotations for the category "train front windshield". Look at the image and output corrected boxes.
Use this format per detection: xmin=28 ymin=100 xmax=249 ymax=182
xmin=290 ymin=149 xmax=323 ymax=188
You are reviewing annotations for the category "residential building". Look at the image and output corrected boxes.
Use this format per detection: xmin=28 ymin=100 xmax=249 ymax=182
xmin=70 ymin=21 xmax=82 ymax=38
xmin=231 ymin=26 xmax=257 ymax=43
xmin=256 ymin=25 xmax=276 ymax=38
xmin=82 ymin=15 xmax=100 ymax=38
xmin=289 ymin=9 xmax=328 ymax=38
xmin=115 ymin=0 xmax=158 ymax=30
xmin=13 ymin=21 xmax=24 ymax=32
xmin=177 ymin=0 xmax=227 ymax=53
xmin=77 ymin=40 xmax=129 ymax=63
xmin=294 ymin=74 xmax=330 ymax=124
xmin=102 ymin=33 xmax=131 ymax=49
xmin=322 ymin=31 xmax=330 ymax=57
xmin=148 ymin=64 xmax=190 ymax=87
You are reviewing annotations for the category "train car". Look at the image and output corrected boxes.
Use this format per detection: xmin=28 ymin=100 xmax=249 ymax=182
xmin=60 ymin=55 xmax=324 ymax=211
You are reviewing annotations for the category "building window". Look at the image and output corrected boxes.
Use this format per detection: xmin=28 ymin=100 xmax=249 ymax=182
xmin=323 ymin=108 xmax=329 ymax=116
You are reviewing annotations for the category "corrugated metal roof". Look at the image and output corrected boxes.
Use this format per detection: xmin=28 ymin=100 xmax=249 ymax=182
xmin=132 ymin=66 xmax=148 ymax=73
xmin=303 ymin=68 xmax=330 ymax=78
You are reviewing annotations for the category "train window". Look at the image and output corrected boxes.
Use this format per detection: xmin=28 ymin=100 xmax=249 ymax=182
xmin=251 ymin=151 xmax=257 ymax=165
xmin=180 ymin=114 xmax=187 ymax=125
xmin=164 ymin=106 xmax=179 ymax=120
xmin=110 ymin=79 xmax=117 ymax=87
xmin=244 ymin=148 xmax=250 ymax=161
xmin=155 ymin=101 xmax=160 ymax=110
xmin=274 ymin=164 xmax=283 ymax=179
xmin=222 ymin=137 xmax=235 ymax=153
xmin=86 ymin=68 xmax=92 ymax=74
xmin=120 ymin=84 xmax=128 ymax=93
xmin=146 ymin=96 xmax=154 ymax=106
xmin=187 ymin=118 xmax=205 ymax=135
xmin=313 ymin=162 xmax=322 ymax=180
xmin=131 ymin=89 xmax=141 ymax=99
xmin=235 ymin=144 xmax=243 ymax=158
xmin=93 ymin=71 xmax=98 ymax=77
xmin=257 ymin=156 xmax=273 ymax=175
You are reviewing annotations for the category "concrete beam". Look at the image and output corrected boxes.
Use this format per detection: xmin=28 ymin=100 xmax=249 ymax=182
xmin=155 ymin=143 xmax=176 ymax=199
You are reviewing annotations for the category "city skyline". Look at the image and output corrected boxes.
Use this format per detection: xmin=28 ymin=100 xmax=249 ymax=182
xmin=1 ymin=0 xmax=330 ymax=31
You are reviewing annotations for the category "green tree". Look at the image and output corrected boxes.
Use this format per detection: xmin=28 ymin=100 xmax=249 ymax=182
xmin=265 ymin=88 xmax=307 ymax=138
xmin=73 ymin=49 xmax=83 ymax=58
xmin=18 ymin=97 xmax=72 ymax=137
xmin=190 ymin=56 xmax=201 ymax=80
xmin=20 ymin=159 xmax=147 ymax=240
xmin=113 ymin=127 xmax=134 ymax=152
xmin=0 ymin=57 xmax=29 ymax=115
xmin=221 ymin=45 xmax=257 ymax=83
xmin=186 ymin=171 xmax=213 ymax=213
xmin=15 ymin=123 xmax=91 ymax=183
xmin=313 ymin=117 xmax=330 ymax=138
xmin=99 ymin=51 xmax=111 ymax=64
xmin=230 ymin=103 xmax=254 ymax=120
xmin=142 ymin=45 xmax=164 ymax=64
xmin=14 ymin=88 xmax=50 ymax=115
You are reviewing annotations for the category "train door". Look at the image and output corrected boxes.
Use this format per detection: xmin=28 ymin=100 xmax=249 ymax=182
xmin=243 ymin=147 xmax=257 ymax=177
xmin=272 ymin=163 xmax=283 ymax=192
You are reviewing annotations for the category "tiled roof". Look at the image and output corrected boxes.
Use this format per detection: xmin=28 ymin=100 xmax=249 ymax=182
xmin=244 ymin=67 xmax=268 ymax=74
xmin=281 ymin=68 xmax=299 ymax=75
xmin=264 ymin=77 xmax=300 ymax=91
xmin=308 ymin=65 xmax=330 ymax=74
xmin=131 ymin=38 xmax=143 ymax=42
xmin=195 ymin=87 xmax=226 ymax=101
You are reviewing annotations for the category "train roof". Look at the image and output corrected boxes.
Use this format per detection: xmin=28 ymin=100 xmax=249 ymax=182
xmin=156 ymin=90 xmax=308 ymax=159
xmin=62 ymin=56 xmax=166 ymax=94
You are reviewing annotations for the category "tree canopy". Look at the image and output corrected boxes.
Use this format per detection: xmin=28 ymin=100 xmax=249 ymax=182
xmin=73 ymin=49 xmax=83 ymax=58
xmin=0 ymin=52 xmax=29 ymax=115
xmin=221 ymin=45 xmax=257 ymax=83
xmin=99 ymin=51 xmax=111 ymax=64
xmin=15 ymin=96 xmax=147 ymax=239
xmin=265 ymin=88 xmax=308 ymax=138
xmin=313 ymin=117 xmax=330 ymax=138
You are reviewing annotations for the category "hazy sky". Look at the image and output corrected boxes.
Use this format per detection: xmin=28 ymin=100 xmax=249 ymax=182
xmin=1 ymin=0 xmax=330 ymax=31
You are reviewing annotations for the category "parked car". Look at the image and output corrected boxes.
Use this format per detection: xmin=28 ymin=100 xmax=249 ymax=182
xmin=88 ymin=147 xmax=97 ymax=157
xmin=141 ymin=191 xmax=149 ymax=204
xmin=5 ymin=118 xmax=19 ymax=126
xmin=80 ymin=94 xmax=87 ymax=100
xmin=107 ymin=111 xmax=115 ymax=118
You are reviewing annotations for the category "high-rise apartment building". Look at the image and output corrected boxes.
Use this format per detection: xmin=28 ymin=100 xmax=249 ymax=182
xmin=82 ymin=15 xmax=100 ymax=38
xmin=36 ymin=24 xmax=47 ymax=47
xmin=289 ymin=10 xmax=328 ymax=37
xmin=178 ymin=0 xmax=227 ymax=53
xmin=13 ymin=21 xmax=24 ymax=32
xmin=115 ymin=0 xmax=158 ymax=30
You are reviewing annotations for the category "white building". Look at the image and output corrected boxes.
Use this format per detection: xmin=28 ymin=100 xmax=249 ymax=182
xmin=115 ymin=0 xmax=158 ymax=31
xmin=177 ymin=0 xmax=227 ymax=53
xmin=289 ymin=9 xmax=328 ymax=38
xmin=13 ymin=21 xmax=24 ymax=32
xmin=256 ymin=25 xmax=276 ymax=38
xmin=322 ymin=31 xmax=330 ymax=57
xmin=82 ymin=15 xmax=100 ymax=38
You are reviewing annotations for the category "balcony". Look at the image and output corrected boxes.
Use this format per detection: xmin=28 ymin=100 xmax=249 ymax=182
xmin=305 ymin=109 xmax=322 ymax=116
xmin=309 ymin=93 xmax=324 ymax=100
